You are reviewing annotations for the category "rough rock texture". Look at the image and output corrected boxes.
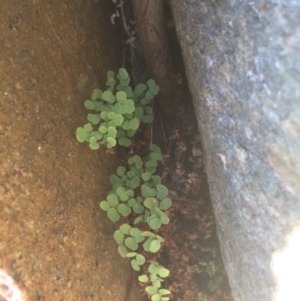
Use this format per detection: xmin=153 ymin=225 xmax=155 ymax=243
xmin=0 ymin=1 xmax=142 ymax=301
xmin=170 ymin=1 xmax=300 ymax=300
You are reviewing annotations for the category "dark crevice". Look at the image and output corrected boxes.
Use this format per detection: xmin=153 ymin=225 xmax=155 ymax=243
xmin=107 ymin=1 xmax=233 ymax=300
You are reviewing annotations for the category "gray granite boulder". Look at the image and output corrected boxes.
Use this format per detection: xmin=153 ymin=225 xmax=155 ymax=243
xmin=169 ymin=1 xmax=300 ymax=300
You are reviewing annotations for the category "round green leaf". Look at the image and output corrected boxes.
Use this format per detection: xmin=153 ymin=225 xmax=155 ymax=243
xmin=116 ymin=90 xmax=127 ymax=102
xmin=122 ymin=120 xmax=130 ymax=130
xmin=133 ymin=203 xmax=144 ymax=214
xmin=84 ymin=100 xmax=95 ymax=110
xmin=150 ymin=84 xmax=160 ymax=96
xmin=134 ymin=216 xmax=143 ymax=225
xmin=160 ymin=213 xmax=170 ymax=225
xmin=149 ymin=239 xmax=161 ymax=253
xmin=117 ymin=166 xmax=126 ymax=177
xmin=118 ymin=244 xmax=128 ymax=258
xmin=148 ymin=217 xmax=161 ymax=230
xmin=100 ymin=111 xmax=109 ymax=121
xmin=108 ymin=127 xmax=117 ymax=137
xmin=130 ymin=177 xmax=140 ymax=189
xmin=120 ymin=77 xmax=130 ymax=86
xmin=119 ymin=68 xmax=129 ymax=79
xmin=102 ymin=90 xmax=115 ymax=103
xmin=149 ymin=188 xmax=157 ymax=197
xmin=151 ymin=294 xmax=161 ymax=301
xmin=144 ymin=197 xmax=156 ymax=209
xmin=131 ymin=259 xmax=140 ymax=271
xmin=120 ymin=223 xmax=132 ymax=235
xmin=106 ymin=78 xmax=116 ymax=86
xmin=107 ymin=194 xmax=118 ymax=207
xmin=144 ymin=106 xmax=152 ymax=115
xmin=89 ymin=137 xmax=99 ymax=150
xmin=117 ymin=84 xmax=125 ymax=91
xmin=125 ymin=237 xmax=138 ymax=251
xmin=143 ymin=238 xmax=152 ymax=251
xmin=142 ymin=185 xmax=151 ymax=198
xmin=127 ymin=170 xmax=135 ymax=179
xmin=153 ymin=281 xmax=161 ymax=288
xmin=142 ymin=172 xmax=151 ymax=181
xmin=114 ymin=230 xmax=124 ymax=245
xmin=134 ymin=107 xmax=144 ymax=118
xmin=120 ymin=193 xmax=129 ymax=202
xmin=117 ymin=204 xmax=131 ymax=217
xmin=146 ymin=286 xmax=158 ymax=295
xmin=138 ymin=275 xmax=149 ymax=282
xmin=120 ymin=104 xmax=127 ymax=114
xmin=130 ymin=228 xmax=144 ymax=243
xmin=107 ymin=137 xmax=116 ymax=147
xmin=123 ymin=86 xmax=133 ymax=97
xmin=136 ymin=254 xmax=145 ymax=265
xmin=145 ymin=160 xmax=157 ymax=168
xmin=94 ymin=101 xmax=104 ymax=112
xmin=156 ymin=235 xmax=164 ymax=243
xmin=91 ymin=131 xmax=103 ymax=140
xmin=100 ymin=201 xmax=110 ymax=211
xmin=156 ymin=184 xmax=168 ymax=200
xmin=148 ymin=263 xmax=158 ymax=274
xmin=107 ymin=71 xmax=115 ymax=79
xmin=108 ymin=112 xmax=116 ymax=119
xmin=84 ymin=123 xmax=93 ymax=132
xmin=128 ymin=198 xmax=137 ymax=207
xmin=142 ymin=231 xmax=156 ymax=238
xmin=116 ymin=187 xmax=125 ymax=196
xmin=159 ymin=289 xmax=171 ymax=295
xmin=126 ymin=129 xmax=136 ymax=138
xmin=135 ymin=83 xmax=147 ymax=96
xmin=119 ymin=137 xmax=132 ymax=147
xmin=145 ymin=91 xmax=154 ymax=100
xmin=112 ymin=103 xmax=122 ymax=114
xmin=126 ymin=99 xmax=135 ymax=114
xmin=107 ymin=120 xmax=116 ymax=127
xmin=76 ymin=127 xmax=86 ymax=142
xmin=151 ymin=175 xmax=161 ymax=185
xmin=150 ymin=153 xmax=163 ymax=161
xmin=141 ymin=97 xmax=151 ymax=105
xmin=126 ymin=252 xmax=137 ymax=258
xmin=110 ymin=174 xmax=121 ymax=185
xmin=158 ymin=268 xmax=170 ymax=278
xmin=107 ymin=208 xmax=120 ymax=222
xmin=130 ymin=118 xmax=140 ymax=130
xmin=150 ymin=144 xmax=161 ymax=153
xmin=159 ymin=198 xmax=172 ymax=210
xmin=146 ymin=166 xmax=156 ymax=174
xmin=143 ymin=115 xmax=155 ymax=124
xmin=126 ymin=189 xmax=134 ymax=197
xmin=99 ymin=125 xmax=107 ymax=134
xmin=147 ymin=79 xmax=155 ymax=87
xmin=113 ymin=114 xmax=124 ymax=126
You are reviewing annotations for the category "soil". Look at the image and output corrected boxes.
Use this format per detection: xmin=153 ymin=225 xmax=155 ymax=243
xmin=0 ymin=1 xmax=142 ymax=301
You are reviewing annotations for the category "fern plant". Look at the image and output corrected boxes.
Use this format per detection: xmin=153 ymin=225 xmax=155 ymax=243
xmin=76 ymin=68 xmax=172 ymax=301
xmin=100 ymin=144 xmax=172 ymax=301
xmin=76 ymin=68 xmax=159 ymax=149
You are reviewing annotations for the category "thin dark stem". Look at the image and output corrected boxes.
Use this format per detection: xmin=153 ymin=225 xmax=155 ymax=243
xmin=124 ymin=270 xmax=135 ymax=301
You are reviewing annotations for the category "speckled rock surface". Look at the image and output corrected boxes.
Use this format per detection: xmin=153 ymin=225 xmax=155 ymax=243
xmin=0 ymin=1 xmax=142 ymax=300
xmin=170 ymin=1 xmax=300 ymax=300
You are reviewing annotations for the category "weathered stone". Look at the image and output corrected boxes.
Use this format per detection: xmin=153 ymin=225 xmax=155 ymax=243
xmin=170 ymin=1 xmax=300 ymax=300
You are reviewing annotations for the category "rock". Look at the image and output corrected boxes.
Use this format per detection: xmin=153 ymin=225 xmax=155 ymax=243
xmin=170 ymin=1 xmax=300 ymax=300
xmin=0 ymin=1 xmax=142 ymax=300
